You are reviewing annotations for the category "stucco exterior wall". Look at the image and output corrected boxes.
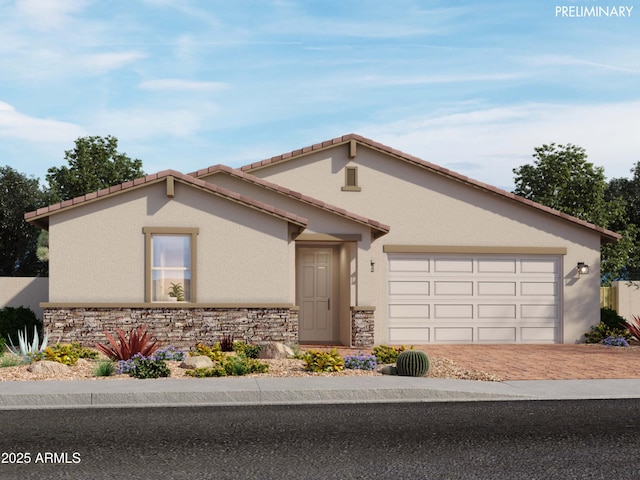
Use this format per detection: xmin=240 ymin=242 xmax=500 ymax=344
xmin=0 ymin=277 xmax=48 ymax=319
xmin=48 ymin=182 xmax=293 ymax=304
xmin=611 ymin=281 xmax=640 ymax=321
xmin=250 ymin=143 xmax=604 ymax=344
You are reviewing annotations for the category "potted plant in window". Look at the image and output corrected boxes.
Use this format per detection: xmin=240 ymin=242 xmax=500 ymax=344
xmin=168 ymin=283 xmax=185 ymax=302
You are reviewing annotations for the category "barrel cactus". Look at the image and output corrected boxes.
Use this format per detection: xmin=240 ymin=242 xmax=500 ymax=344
xmin=395 ymin=349 xmax=429 ymax=377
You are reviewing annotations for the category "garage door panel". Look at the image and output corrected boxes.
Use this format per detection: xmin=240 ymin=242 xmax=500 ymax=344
xmin=478 ymin=259 xmax=517 ymax=273
xmin=434 ymin=327 xmax=474 ymax=342
xmin=521 ymin=327 xmax=556 ymax=342
xmin=434 ymin=304 xmax=474 ymax=319
xmin=521 ymin=304 xmax=557 ymax=319
xmin=388 ymin=304 xmax=430 ymax=318
xmin=520 ymin=259 xmax=557 ymax=273
xmin=478 ymin=282 xmax=516 ymax=296
xmin=388 ymin=281 xmax=430 ymax=295
xmin=434 ymin=281 xmax=473 ymax=296
xmin=389 ymin=328 xmax=430 ymax=343
xmin=389 ymin=256 xmax=430 ymax=272
xmin=478 ymin=304 xmax=516 ymax=319
xmin=434 ymin=258 xmax=473 ymax=273
xmin=478 ymin=327 xmax=517 ymax=342
xmin=521 ymin=282 xmax=557 ymax=296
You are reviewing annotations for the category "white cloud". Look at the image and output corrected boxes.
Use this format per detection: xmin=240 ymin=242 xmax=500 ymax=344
xmin=361 ymin=101 xmax=640 ymax=189
xmin=139 ymin=79 xmax=229 ymax=92
xmin=0 ymin=101 xmax=85 ymax=143
xmin=16 ymin=0 xmax=89 ymax=30
xmin=81 ymin=52 xmax=147 ymax=75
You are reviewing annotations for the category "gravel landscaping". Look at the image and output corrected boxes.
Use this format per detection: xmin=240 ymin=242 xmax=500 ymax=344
xmin=0 ymin=354 xmax=504 ymax=382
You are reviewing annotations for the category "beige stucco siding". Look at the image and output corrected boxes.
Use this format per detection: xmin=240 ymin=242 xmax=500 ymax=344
xmin=48 ymin=182 xmax=293 ymax=303
xmin=251 ymin=144 xmax=603 ymax=344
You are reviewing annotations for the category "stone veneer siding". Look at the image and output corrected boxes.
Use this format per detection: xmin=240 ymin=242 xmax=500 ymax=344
xmin=43 ymin=307 xmax=298 ymax=349
xmin=351 ymin=308 xmax=375 ymax=347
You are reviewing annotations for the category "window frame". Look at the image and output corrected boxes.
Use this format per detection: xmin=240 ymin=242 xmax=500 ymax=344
xmin=143 ymin=227 xmax=199 ymax=303
xmin=341 ymin=166 xmax=361 ymax=192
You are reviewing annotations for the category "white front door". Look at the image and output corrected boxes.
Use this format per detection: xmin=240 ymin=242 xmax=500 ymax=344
xmin=298 ymin=248 xmax=333 ymax=342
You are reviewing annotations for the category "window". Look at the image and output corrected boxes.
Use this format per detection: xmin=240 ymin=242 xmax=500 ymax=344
xmin=341 ymin=166 xmax=361 ymax=191
xmin=144 ymin=228 xmax=198 ymax=302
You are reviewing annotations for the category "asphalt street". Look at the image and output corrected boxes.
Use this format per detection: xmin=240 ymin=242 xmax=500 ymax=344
xmin=1 ymin=400 xmax=639 ymax=479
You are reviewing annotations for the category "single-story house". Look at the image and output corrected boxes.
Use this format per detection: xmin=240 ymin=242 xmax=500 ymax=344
xmin=25 ymin=134 xmax=620 ymax=347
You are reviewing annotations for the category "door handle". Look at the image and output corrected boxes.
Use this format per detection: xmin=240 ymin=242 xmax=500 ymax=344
xmin=328 ymin=298 xmax=331 ymax=310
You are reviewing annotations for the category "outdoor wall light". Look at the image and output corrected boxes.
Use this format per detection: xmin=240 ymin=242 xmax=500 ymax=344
xmin=370 ymin=259 xmax=375 ymax=272
xmin=577 ymin=262 xmax=590 ymax=275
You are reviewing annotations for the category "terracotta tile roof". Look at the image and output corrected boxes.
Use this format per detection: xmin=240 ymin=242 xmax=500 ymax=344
xmin=239 ymin=133 xmax=621 ymax=243
xmin=189 ymin=164 xmax=390 ymax=237
xmin=24 ymin=170 xmax=308 ymax=229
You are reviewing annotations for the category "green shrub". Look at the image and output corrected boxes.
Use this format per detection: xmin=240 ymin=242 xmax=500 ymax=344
xmin=396 ymin=349 xmax=430 ymax=377
xmin=192 ymin=342 xmax=224 ymax=362
xmin=372 ymin=345 xmax=407 ymax=364
xmin=302 ymin=349 xmax=344 ymax=373
xmin=32 ymin=342 xmax=100 ymax=365
xmin=0 ymin=307 xmax=41 ymax=344
xmin=129 ymin=358 xmax=171 ymax=379
xmin=185 ymin=354 xmax=269 ymax=377
xmin=232 ymin=341 xmax=262 ymax=359
xmin=94 ymin=361 xmax=116 ymax=377
xmin=0 ymin=336 xmax=5 ymax=356
xmin=0 ymin=355 xmax=26 ymax=368
xmin=585 ymin=322 xmax=630 ymax=343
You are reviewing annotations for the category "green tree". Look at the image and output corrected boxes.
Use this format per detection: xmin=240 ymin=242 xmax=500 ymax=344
xmin=0 ymin=166 xmax=47 ymax=276
xmin=513 ymin=143 xmax=630 ymax=284
xmin=46 ymin=135 xmax=145 ymax=202
xmin=606 ymin=161 xmax=640 ymax=280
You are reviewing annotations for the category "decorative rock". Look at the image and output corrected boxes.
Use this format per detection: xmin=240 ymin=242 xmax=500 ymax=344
xmin=380 ymin=365 xmax=397 ymax=376
xmin=27 ymin=360 xmax=70 ymax=375
xmin=179 ymin=356 xmax=213 ymax=369
xmin=257 ymin=342 xmax=295 ymax=360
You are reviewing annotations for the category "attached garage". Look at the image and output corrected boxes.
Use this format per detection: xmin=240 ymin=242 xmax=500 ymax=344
xmin=386 ymin=251 xmax=562 ymax=344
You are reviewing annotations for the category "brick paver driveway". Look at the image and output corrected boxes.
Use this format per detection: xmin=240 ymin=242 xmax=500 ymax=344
xmin=317 ymin=344 xmax=640 ymax=380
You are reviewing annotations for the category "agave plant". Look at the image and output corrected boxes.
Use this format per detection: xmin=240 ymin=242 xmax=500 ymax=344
xmin=94 ymin=325 xmax=160 ymax=361
xmin=625 ymin=315 xmax=640 ymax=343
xmin=6 ymin=326 xmax=49 ymax=357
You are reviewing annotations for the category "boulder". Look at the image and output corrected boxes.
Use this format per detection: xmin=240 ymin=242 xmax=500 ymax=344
xmin=257 ymin=342 xmax=295 ymax=360
xmin=179 ymin=356 xmax=213 ymax=369
xmin=27 ymin=360 xmax=70 ymax=375
xmin=379 ymin=365 xmax=398 ymax=376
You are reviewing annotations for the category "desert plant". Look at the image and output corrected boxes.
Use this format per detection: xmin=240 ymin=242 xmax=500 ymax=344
xmin=185 ymin=355 xmax=268 ymax=377
xmin=302 ymin=349 xmax=344 ymax=373
xmin=232 ymin=341 xmax=262 ymax=359
xmin=220 ymin=334 xmax=234 ymax=352
xmin=186 ymin=365 xmax=227 ymax=377
xmin=192 ymin=342 xmax=224 ymax=362
xmin=116 ymin=353 xmax=171 ymax=379
xmin=0 ymin=355 xmax=27 ymax=368
xmin=584 ymin=322 xmax=630 ymax=344
xmin=35 ymin=343 xmax=81 ymax=365
xmin=152 ymin=345 xmax=187 ymax=361
xmin=168 ymin=282 xmax=185 ymax=301
xmin=625 ymin=315 xmax=640 ymax=343
xmin=6 ymin=326 xmax=49 ymax=357
xmin=0 ymin=306 xmax=41 ymax=344
xmin=94 ymin=361 xmax=116 ymax=377
xmin=94 ymin=325 xmax=159 ymax=361
xmin=372 ymin=344 xmax=407 ymax=364
xmin=396 ymin=349 xmax=430 ymax=377
xmin=600 ymin=336 xmax=630 ymax=348
xmin=344 ymin=353 xmax=377 ymax=370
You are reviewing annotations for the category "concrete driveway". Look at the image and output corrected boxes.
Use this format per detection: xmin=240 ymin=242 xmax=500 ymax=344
xmin=319 ymin=344 xmax=640 ymax=381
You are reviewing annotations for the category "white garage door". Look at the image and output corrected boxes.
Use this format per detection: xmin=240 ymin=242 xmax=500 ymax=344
xmin=387 ymin=253 xmax=561 ymax=344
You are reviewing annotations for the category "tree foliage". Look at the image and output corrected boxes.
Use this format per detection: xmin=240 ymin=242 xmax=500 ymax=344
xmin=46 ymin=135 xmax=144 ymax=202
xmin=513 ymin=143 xmax=631 ymax=284
xmin=0 ymin=166 xmax=47 ymax=276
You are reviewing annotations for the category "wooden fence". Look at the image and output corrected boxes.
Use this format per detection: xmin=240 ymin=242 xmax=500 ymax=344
xmin=600 ymin=286 xmax=618 ymax=311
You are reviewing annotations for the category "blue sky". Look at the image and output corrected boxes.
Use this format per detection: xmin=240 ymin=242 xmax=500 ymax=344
xmin=1 ymin=0 xmax=639 ymax=190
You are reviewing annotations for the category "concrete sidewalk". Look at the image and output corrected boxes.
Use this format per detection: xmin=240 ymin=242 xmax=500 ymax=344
xmin=1 ymin=376 xmax=640 ymax=409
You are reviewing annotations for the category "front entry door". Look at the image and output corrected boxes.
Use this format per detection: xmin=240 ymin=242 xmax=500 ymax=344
xmin=298 ymin=248 xmax=333 ymax=342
